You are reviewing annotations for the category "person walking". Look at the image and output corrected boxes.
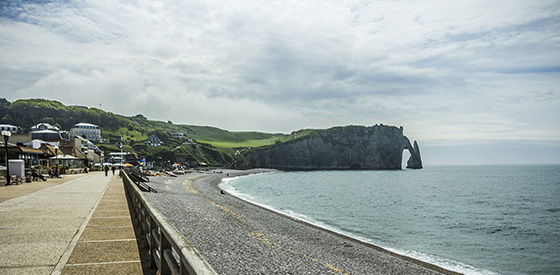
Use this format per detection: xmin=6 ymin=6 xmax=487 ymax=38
xmin=104 ymin=165 xmax=109 ymax=176
xmin=111 ymin=166 xmax=116 ymax=175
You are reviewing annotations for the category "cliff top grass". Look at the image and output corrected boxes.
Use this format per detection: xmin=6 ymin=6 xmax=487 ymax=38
xmin=198 ymin=136 xmax=284 ymax=148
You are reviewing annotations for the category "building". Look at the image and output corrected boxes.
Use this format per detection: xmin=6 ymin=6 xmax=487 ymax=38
xmin=31 ymin=130 xmax=65 ymax=142
xmin=8 ymin=133 xmax=32 ymax=145
xmin=1 ymin=140 xmax=45 ymax=168
xmin=23 ymin=139 xmax=56 ymax=149
xmin=69 ymin=123 xmax=101 ymax=142
xmin=71 ymin=137 xmax=103 ymax=165
xmin=0 ymin=124 xmax=23 ymax=134
xmin=107 ymin=152 xmax=139 ymax=166
xmin=29 ymin=122 xmax=68 ymax=146
xmin=145 ymin=135 xmax=163 ymax=147
xmin=170 ymin=132 xmax=186 ymax=139
xmin=30 ymin=123 xmax=59 ymax=132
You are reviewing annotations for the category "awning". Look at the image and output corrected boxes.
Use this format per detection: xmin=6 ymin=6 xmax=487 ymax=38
xmin=50 ymin=155 xmax=78 ymax=160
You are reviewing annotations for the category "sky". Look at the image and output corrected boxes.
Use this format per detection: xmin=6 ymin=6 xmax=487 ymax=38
xmin=1 ymin=0 xmax=559 ymax=165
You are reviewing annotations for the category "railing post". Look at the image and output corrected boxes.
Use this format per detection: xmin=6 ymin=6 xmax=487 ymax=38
xmin=160 ymin=231 xmax=172 ymax=275
xmin=148 ymin=216 xmax=158 ymax=269
xmin=138 ymin=203 xmax=145 ymax=234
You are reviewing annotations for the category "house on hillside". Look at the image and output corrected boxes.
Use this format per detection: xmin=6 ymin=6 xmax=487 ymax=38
xmin=0 ymin=124 xmax=23 ymax=134
xmin=69 ymin=123 xmax=101 ymax=142
xmin=145 ymin=135 xmax=163 ymax=147
xmin=31 ymin=123 xmax=59 ymax=132
xmin=31 ymin=130 xmax=68 ymax=144
xmin=170 ymin=132 xmax=186 ymax=139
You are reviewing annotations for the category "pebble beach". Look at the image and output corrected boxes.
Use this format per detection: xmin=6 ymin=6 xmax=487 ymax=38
xmin=145 ymin=169 xmax=458 ymax=274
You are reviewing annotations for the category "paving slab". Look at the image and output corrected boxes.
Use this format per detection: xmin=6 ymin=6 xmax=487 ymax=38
xmin=87 ymin=216 xmax=133 ymax=227
xmin=62 ymin=261 xmax=143 ymax=275
xmin=66 ymin=241 xmax=141 ymax=264
xmin=80 ymin=227 xmax=136 ymax=241
xmin=95 ymin=204 xmax=128 ymax=211
xmin=92 ymin=209 xmax=129 ymax=217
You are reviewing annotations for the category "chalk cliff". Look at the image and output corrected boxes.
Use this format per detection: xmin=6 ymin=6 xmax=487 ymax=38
xmin=242 ymin=125 xmax=422 ymax=170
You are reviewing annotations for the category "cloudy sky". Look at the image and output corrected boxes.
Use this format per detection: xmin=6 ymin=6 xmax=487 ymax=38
xmin=1 ymin=0 xmax=559 ymax=164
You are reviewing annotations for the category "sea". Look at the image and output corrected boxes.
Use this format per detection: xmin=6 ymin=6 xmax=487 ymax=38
xmin=219 ymin=165 xmax=560 ymax=275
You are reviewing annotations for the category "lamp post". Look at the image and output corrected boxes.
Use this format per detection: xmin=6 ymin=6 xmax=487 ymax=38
xmin=2 ymin=130 xmax=11 ymax=185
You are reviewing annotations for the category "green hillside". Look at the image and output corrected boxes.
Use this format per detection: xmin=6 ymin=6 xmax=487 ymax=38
xmin=0 ymin=98 xmax=289 ymax=167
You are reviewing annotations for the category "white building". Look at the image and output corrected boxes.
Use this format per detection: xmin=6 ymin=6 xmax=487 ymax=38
xmin=145 ymin=135 xmax=163 ymax=147
xmin=23 ymin=139 xmax=58 ymax=149
xmin=31 ymin=129 xmax=65 ymax=141
xmin=107 ymin=152 xmax=138 ymax=165
xmin=30 ymin=123 xmax=59 ymax=132
xmin=69 ymin=123 xmax=101 ymax=142
xmin=0 ymin=124 xmax=22 ymax=134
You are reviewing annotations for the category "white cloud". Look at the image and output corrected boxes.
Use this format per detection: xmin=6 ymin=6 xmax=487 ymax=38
xmin=0 ymin=0 xmax=559 ymax=148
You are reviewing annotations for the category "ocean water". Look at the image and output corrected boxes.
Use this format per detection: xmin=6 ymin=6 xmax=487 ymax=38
xmin=220 ymin=165 xmax=560 ymax=275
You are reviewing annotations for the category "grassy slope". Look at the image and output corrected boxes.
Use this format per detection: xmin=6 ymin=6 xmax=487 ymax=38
xmin=200 ymin=136 xmax=282 ymax=148
xmin=0 ymin=98 xmax=334 ymax=166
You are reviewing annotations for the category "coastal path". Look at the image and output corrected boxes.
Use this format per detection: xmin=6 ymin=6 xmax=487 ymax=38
xmin=0 ymin=172 xmax=154 ymax=274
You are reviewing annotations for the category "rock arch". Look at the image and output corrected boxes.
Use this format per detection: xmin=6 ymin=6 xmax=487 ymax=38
xmin=403 ymin=138 xmax=423 ymax=169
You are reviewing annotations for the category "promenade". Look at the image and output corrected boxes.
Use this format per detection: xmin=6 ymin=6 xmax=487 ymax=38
xmin=0 ymin=172 xmax=153 ymax=274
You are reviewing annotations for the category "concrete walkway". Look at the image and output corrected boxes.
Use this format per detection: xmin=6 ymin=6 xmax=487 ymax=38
xmin=0 ymin=172 xmax=153 ymax=274
xmin=0 ymin=174 xmax=88 ymax=203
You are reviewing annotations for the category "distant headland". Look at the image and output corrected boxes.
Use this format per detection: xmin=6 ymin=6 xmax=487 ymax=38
xmin=241 ymin=124 xmax=422 ymax=170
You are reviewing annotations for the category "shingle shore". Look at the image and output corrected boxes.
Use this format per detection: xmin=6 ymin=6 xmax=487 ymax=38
xmin=145 ymin=169 xmax=456 ymax=275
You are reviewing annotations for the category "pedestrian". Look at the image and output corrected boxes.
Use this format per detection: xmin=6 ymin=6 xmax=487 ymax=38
xmin=52 ymin=168 xmax=60 ymax=178
xmin=111 ymin=166 xmax=116 ymax=175
xmin=104 ymin=165 xmax=109 ymax=176
xmin=32 ymin=169 xmax=46 ymax=181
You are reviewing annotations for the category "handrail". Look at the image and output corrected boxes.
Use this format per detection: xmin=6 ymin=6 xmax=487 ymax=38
xmin=121 ymin=169 xmax=218 ymax=275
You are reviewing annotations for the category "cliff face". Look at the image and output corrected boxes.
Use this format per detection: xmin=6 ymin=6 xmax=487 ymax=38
xmin=242 ymin=125 xmax=422 ymax=170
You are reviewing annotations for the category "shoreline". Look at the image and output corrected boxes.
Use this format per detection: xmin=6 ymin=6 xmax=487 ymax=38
xmin=213 ymin=170 xmax=462 ymax=275
xmin=146 ymin=169 xmax=461 ymax=274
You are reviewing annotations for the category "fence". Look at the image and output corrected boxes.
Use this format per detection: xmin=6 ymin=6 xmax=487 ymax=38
xmin=121 ymin=169 xmax=218 ymax=275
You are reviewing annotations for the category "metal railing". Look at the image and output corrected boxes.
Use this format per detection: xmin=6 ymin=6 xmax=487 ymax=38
xmin=121 ymin=169 xmax=218 ymax=275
